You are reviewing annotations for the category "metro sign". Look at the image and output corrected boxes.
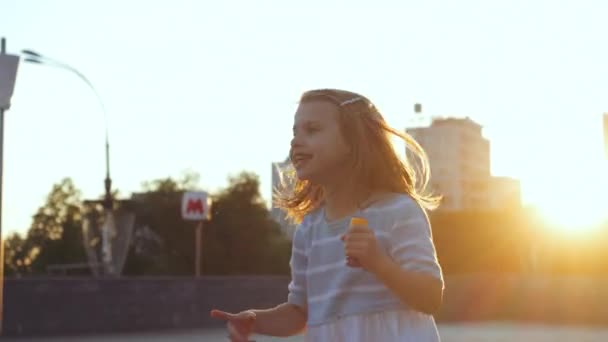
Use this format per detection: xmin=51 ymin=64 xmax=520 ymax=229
xmin=181 ymin=191 xmax=212 ymax=221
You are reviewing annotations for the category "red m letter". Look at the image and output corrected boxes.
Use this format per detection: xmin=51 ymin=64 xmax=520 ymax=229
xmin=186 ymin=199 xmax=204 ymax=214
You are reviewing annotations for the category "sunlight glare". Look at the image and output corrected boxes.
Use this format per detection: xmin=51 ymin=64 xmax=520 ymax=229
xmin=534 ymin=161 xmax=608 ymax=233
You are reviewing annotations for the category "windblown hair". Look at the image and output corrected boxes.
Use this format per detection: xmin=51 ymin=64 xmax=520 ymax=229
xmin=274 ymin=89 xmax=440 ymax=224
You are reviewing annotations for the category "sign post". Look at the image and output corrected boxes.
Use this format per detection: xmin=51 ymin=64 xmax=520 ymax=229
xmin=195 ymin=221 xmax=202 ymax=277
xmin=181 ymin=191 xmax=212 ymax=277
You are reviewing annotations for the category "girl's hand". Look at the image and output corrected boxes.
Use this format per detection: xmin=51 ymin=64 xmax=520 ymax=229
xmin=341 ymin=224 xmax=390 ymax=274
xmin=210 ymin=309 xmax=256 ymax=342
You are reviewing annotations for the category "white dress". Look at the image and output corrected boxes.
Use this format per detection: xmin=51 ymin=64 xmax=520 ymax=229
xmin=287 ymin=195 xmax=444 ymax=342
xmin=305 ymin=309 xmax=441 ymax=342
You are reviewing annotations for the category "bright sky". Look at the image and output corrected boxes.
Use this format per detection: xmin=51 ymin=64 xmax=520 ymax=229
xmin=2 ymin=0 xmax=607 ymax=236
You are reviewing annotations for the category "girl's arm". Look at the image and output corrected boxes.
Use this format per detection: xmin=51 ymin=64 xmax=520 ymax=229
xmin=251 ymin=303 xmax=307 ymax=336
xmin=372 ymin=257 xmax=443 ymax=314
xmin=344 ymin=207 xmax=444 ymax=315
xmin=252 ymin=218 xmax=309 ymax=336
xmin=212 ymin=219 xmax=311 ymax=339
xmin=211 ymin=303 xmax=306 ymax=339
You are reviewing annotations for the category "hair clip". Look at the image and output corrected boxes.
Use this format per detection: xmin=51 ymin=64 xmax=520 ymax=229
xmin=340 ymin=97 xmax=364 ymax=107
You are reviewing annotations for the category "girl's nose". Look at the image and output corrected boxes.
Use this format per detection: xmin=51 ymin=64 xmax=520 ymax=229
xmin=291 ymin=135 xmax=302 ymax=149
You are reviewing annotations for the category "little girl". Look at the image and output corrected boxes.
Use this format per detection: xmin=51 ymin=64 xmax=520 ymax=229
xmin=211 ymin=89 xmax=444 ymax=342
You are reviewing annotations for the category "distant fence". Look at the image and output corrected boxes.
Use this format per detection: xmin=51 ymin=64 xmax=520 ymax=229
xmin=3 ymin=274 xmax=608 ymax=337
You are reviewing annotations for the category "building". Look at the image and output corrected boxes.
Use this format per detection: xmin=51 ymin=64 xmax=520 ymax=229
xmin=407 ymin=117 xmax=520 ymax=211
xmin=407 ymin=117 xmax=490 ymax=210
xmin=488 ymin=176 xmax=522 ymax=210
xmin=270 ymin=157 xmax=297 ymax=238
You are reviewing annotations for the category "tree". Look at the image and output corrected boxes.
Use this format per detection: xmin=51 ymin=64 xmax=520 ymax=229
xmin=122 ymin=175 xmax=192 ymax=275
xmin=3 ymin=178 xmax=88 ymax=276
xmin=202 ymin=172 xmax=291 ymax=275
xmin=3 ymin=232 xmax=27 ymax=276
xmin=123 ymin=171 xmax=291 ymax=276
xmin=4 ymin=171 xmax=292 ymax=277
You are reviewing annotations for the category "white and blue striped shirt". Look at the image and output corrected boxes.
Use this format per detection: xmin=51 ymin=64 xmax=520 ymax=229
xmin=287 ymin=193 xmax=444 ymax=327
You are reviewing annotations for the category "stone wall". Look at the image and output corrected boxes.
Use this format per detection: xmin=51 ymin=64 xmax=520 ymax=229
xmin=3 ymin=275 xmax=608 ymax=337
xmin=3 ymin=276 xmax=289 ymax=337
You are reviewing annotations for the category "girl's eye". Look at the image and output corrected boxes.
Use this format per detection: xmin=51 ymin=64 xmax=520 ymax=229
xmin=306 ymin=126 xmax=319 ymax=134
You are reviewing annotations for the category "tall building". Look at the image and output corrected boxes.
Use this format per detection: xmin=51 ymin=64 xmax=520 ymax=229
xmin=407 ymin=117 xmax=520 ymax=211
xmin=488 ymin=176 xmax=522 ymax=210
xmin=270 ymin=157 xmax=297 ymax=238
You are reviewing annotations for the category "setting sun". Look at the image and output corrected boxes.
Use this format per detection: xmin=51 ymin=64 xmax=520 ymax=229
xmin=490 ymin=114 xmax=608 ymax=235
xmin=525 ymin=160 xmax=608 ymax=234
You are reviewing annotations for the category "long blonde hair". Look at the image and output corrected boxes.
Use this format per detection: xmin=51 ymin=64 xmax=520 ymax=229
xmin=274 ymin=89 xmax=440 ymax=224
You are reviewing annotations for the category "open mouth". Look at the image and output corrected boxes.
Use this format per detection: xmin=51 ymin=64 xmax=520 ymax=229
xmin=291 ymin=153 xmax=313 ymax=168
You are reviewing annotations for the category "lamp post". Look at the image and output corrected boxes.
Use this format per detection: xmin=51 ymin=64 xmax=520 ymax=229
xmin=0 ymin=36 xmax=22 ymax=335
xmin=21 ymin=49 xmax=116 ymax=274
xmin=0 ymin=38 xmax=5 ymax=338
xmin=21 ymin=49 xmax=113 ymax=210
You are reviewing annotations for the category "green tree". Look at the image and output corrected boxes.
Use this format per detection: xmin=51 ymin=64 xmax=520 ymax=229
xmin=123 ymin=175 xmax=192 ymax=275
xmin=3 ymin=178 xmax=88 ymax=276
xmin=123 ymin=171 xmax=291 ymax=276
xmin=3 ymin=172 xmax=292 ymax=277
xmin=202 ymin=171 xmax=290 ymax=275
xmin=3 ymin=232 xmax=27 ymax=276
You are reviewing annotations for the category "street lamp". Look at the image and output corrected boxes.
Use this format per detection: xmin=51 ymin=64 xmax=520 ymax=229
xmin=0 ymin=36 xmax=22 ymax=336
xmin=21 ymin=49 xmax=122 ymax=276
xmin=20 ymin=49 xmax=113 ymax=211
